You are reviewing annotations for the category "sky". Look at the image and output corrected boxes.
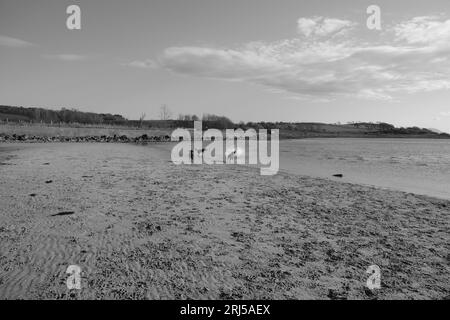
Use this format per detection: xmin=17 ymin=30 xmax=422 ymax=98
xmin=1 ymin=0 xmax=450 ymax=132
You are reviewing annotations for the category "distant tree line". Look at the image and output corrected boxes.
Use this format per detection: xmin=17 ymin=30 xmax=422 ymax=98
xmin=176 ymin=113 xmax=235 ymax=129
xmin=0 ymin=105 xmax=237 ymax=130
xmin=0 ymin=105 xmax=127 ymax=125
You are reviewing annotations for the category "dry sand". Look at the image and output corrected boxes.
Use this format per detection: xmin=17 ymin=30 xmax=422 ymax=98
xmin=0 ymin=143 xmax=449 ymax=300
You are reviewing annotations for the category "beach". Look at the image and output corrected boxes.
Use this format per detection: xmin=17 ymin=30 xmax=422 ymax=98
xmin=0 ymin=142 xmax=449 ymax=299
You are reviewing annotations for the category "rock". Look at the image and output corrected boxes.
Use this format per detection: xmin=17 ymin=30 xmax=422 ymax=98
xmin=0 ymin=131 xmax=176 ymax=144
xmin=327 ymin=289 xmax=347 ymax=300
xmin=134 ymin=221 xmax=162 ymax=235
xmin=51 ymin=211 xmax=75 ymax=217
xmin=364 ymin=287 xmax=379 ymax=299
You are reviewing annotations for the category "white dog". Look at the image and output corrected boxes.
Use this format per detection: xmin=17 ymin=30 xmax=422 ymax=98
xmin=194 ymin=148 xmax=205 ymax=156
xmin=225 ymin=147 xmax=244 ymax=163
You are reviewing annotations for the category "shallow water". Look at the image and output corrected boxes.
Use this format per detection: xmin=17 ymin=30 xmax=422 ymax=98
xmin=278 ymin=138 xmax=450 ymax=200
xmin=2 ymin=139 xmax=449 ymax=199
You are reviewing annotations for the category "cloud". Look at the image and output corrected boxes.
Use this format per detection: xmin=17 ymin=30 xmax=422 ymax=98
xmin=43 ymin=54 xmax=88 ymax=62
xmin=123 ymin=59 xmax=158 ymax=69
xmin=394 ymin=16 xmax=450 ymax=44
xmin=297 ymin=17 xmax=357 ymax=37
xmin=158 ymin=16 xmax=450 ymax=100
xmin=0 ymin=35 xmax=34 ymax=48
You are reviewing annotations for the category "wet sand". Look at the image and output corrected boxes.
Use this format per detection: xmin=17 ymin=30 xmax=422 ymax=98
xmin=0 ymin=143 xmax=449 ymax=299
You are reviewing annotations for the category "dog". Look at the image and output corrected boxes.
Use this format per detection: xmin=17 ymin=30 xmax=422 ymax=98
xmin=190 ymin=148 xmax=206 ymax=162
xmin=226 ymin=147 xmax=243 ymax=163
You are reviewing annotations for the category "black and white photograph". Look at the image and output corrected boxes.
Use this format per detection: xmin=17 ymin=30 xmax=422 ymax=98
xmin=0 ymin=0 xmax=449 ymax=306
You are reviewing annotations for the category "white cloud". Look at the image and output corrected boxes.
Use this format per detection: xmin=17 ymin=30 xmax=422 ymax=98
xmin=394 ymin=16 xmax=450 ymax=44
xmin=124 ymin=59 xmax=158 ymax=69
xmin=43 ymin=54 xmax=88 ymax=62
xmin=297 ymin=17 xmax=356 ymax=37
xmin=297 ymin=18 xmax=318 ymax=37
xmin=158 ymin=16 xmax=450 ymax=101
xmin=0 ymin=35 xmax=34 ymax=48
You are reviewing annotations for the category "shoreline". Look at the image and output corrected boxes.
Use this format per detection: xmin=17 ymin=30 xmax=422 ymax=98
xmin=276 ymin=166 xmax=450 ymax=202
xmin=1 ymin=134 xmax=449 ymax=144
xmin=3 ymin=141 xmax=450 ymax=201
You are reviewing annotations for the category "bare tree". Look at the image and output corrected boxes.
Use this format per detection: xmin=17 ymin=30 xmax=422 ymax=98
xmin=159 ymin=105 xmax=172 ymax=120
xmin=139 ymin=112 xmax=146 ymax=128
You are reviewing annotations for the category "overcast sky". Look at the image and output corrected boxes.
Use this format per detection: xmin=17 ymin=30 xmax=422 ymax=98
xmin=1 ymin=0 xmax=450 ymax=132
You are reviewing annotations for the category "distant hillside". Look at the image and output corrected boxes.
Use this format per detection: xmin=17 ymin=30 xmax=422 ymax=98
xmin=1 ymin=105 xmax=449 ymax=139
xmin=242 ymin=122 xmax=450 ymax=139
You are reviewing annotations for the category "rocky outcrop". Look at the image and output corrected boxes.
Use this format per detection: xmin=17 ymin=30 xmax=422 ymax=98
xmin=0 ymin=133 xmax=172 ymax=144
